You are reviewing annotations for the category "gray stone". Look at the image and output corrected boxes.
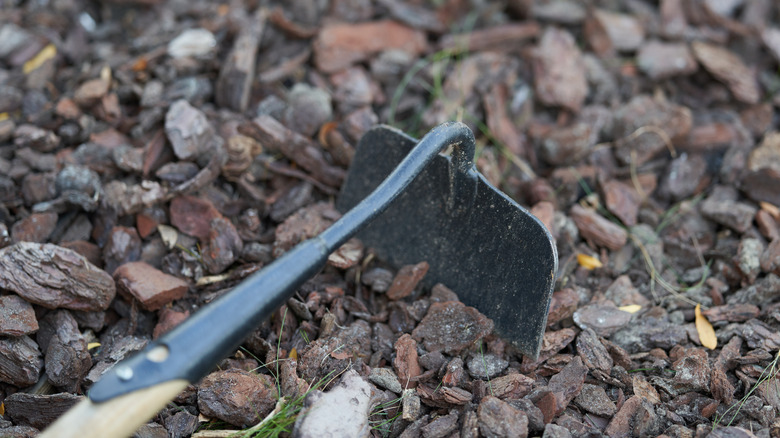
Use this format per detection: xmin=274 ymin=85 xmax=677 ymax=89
xmin=293 ymin=370 xmax=373 ymax=438
xmin=369 ymin=367 xmax=403 ymax=394
xmin=467 ymin=354 xmax=509 ymax=380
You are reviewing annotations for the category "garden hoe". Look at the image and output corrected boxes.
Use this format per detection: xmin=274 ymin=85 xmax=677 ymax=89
xmin=40 ymin=122 xmax=557 ymax=437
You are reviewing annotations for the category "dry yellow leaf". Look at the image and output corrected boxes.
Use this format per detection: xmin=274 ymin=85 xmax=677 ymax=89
xmin=289 ymin=347 xmax=298 ymax=361
xmin=695 ymin=304 xmax=717 ymax=350
xmin=0 ymin=113 xmax=8 ymax=122
xmin=619 ymin=304 xmax=642 ymax=314
xmin=577 ymin=253 xmax=603 ymax=270
xmin=23 ymin=44 xmax=57 ymax=74
xmin=0 ymin=401 xmax=4 ymax=416
xmin=87 ymin=342 xmax=101 ymax=350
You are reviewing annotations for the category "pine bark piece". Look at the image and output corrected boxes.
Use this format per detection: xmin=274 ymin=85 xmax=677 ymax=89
xmin=114 ymin=261 xmax=189 ymax=311
xmin=216 ymin=9 xmax=267 ymax=111
xmin=198 ymin=369 xmax=278 ymax=427
xmin=533 ymin=27 xmax=587 ymax=112
xmin=3 ymin=392 xmax=82 ymax=430
xmin=37 ymin=310 xmax=91 ymax=392
xmin=570 ymin=204 xmax=628 ymax=250
xmin=0 ymin=335 xmax=43 ymax=387
xmin=692 ymin=41 xmax=760 ymax=104
xmin=387 ymin=261 xmax=429 ymax=300
xmin=393 ymin=333 xmax=422 ymax=389
xmin=439 ymin=22 xmax=539 ymax=53
xmin=0 ymin=294 xmax=38 ymax=336
xmin=0 ymin=242 xmax=115 ymax=311
xmin=252 ymin=115 xmax=346 ymax=188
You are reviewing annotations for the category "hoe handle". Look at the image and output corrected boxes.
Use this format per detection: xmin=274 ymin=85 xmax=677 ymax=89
xmin=40 ymin=122 xmax=475 ymax=438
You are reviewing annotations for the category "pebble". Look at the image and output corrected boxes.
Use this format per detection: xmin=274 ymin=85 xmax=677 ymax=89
xmin=73 ymin=77 xmax=110 ymax=107
xmin=197 ymin=369 xmax=277 ymax=427
xmin=284 ymin=83 xmax=332 ymax=138
xmin=369 ymin=367 xmax=403 ymax=394
xmin=573 ymin=302 xmax=632 ymax=337
xmin=0 ymin=335 xmax=43 ymax=387
xmin=412 ymin=301 xmax=494 ymax=354
xmin=114 ymin=261 xmax=189 ymax=311
xmin=610 ymin=311 xmax=688 ymax=353
xmin=637 ymin=41 xmax=697 ymax=79
xmin=165 ymin=99 xmax=217 ymax=161
xmin=0 ymin=242 xmax=115 ymax=311
xmin=543 ymin=423 xmax=573 ymax=438
xmin=361 ymin=267 xmax=394 ymax=292
xmin=0 ymin=23 xmax=31 ymax=58
xmin=293 ymin=369 xmax=372 ymax=437
xmin=102 ymin=226 xmax=142 ymax=274
xmin=466 ymin=353 xmax=508 ymax=380
xmin=167 ymin=28 xmax=216 ymax=59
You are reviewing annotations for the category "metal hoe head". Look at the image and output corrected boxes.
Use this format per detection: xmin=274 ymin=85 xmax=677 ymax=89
xmin=337 ymin=125 xmax=558 ymax=358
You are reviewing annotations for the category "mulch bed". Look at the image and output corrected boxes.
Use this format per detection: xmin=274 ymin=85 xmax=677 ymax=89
xmin=2 ymin=0 xmax=780 ymax=437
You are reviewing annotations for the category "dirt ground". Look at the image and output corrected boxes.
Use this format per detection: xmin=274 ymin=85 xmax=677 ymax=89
xmin=1 ymin=0 xmax=780 ymax=437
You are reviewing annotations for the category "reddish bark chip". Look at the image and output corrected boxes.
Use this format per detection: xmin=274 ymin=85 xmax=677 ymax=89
xmin=197 ymin=369 xmax=278 ymax=427
xmin=10 ymin=211 xmax=58 ymax=243
xmin=533 ymin=27 xmax=587 ymax=112
xmin=313 ymin=20 xmax=427 ymax=73
xmin=0 ymin=295 xmax=38 ymax=336
xmin=169 ymin=195 xmax=223 ymax=240
xmin=114 ymin=261 xmax=189 ymax=311
xmin=386 ymin=261 xmax=429 ymax=300
xmin=570 ymin=204 xmax=628 ymax=250
xmin=393 ymin=333 xmax=422 ymax=389
xmin=153 ymin=308 xmax=190 ymax=339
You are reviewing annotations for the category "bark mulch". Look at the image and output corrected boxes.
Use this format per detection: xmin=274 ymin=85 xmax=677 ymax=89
xmin=1 ymin=0 xmax=780 ymax=437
